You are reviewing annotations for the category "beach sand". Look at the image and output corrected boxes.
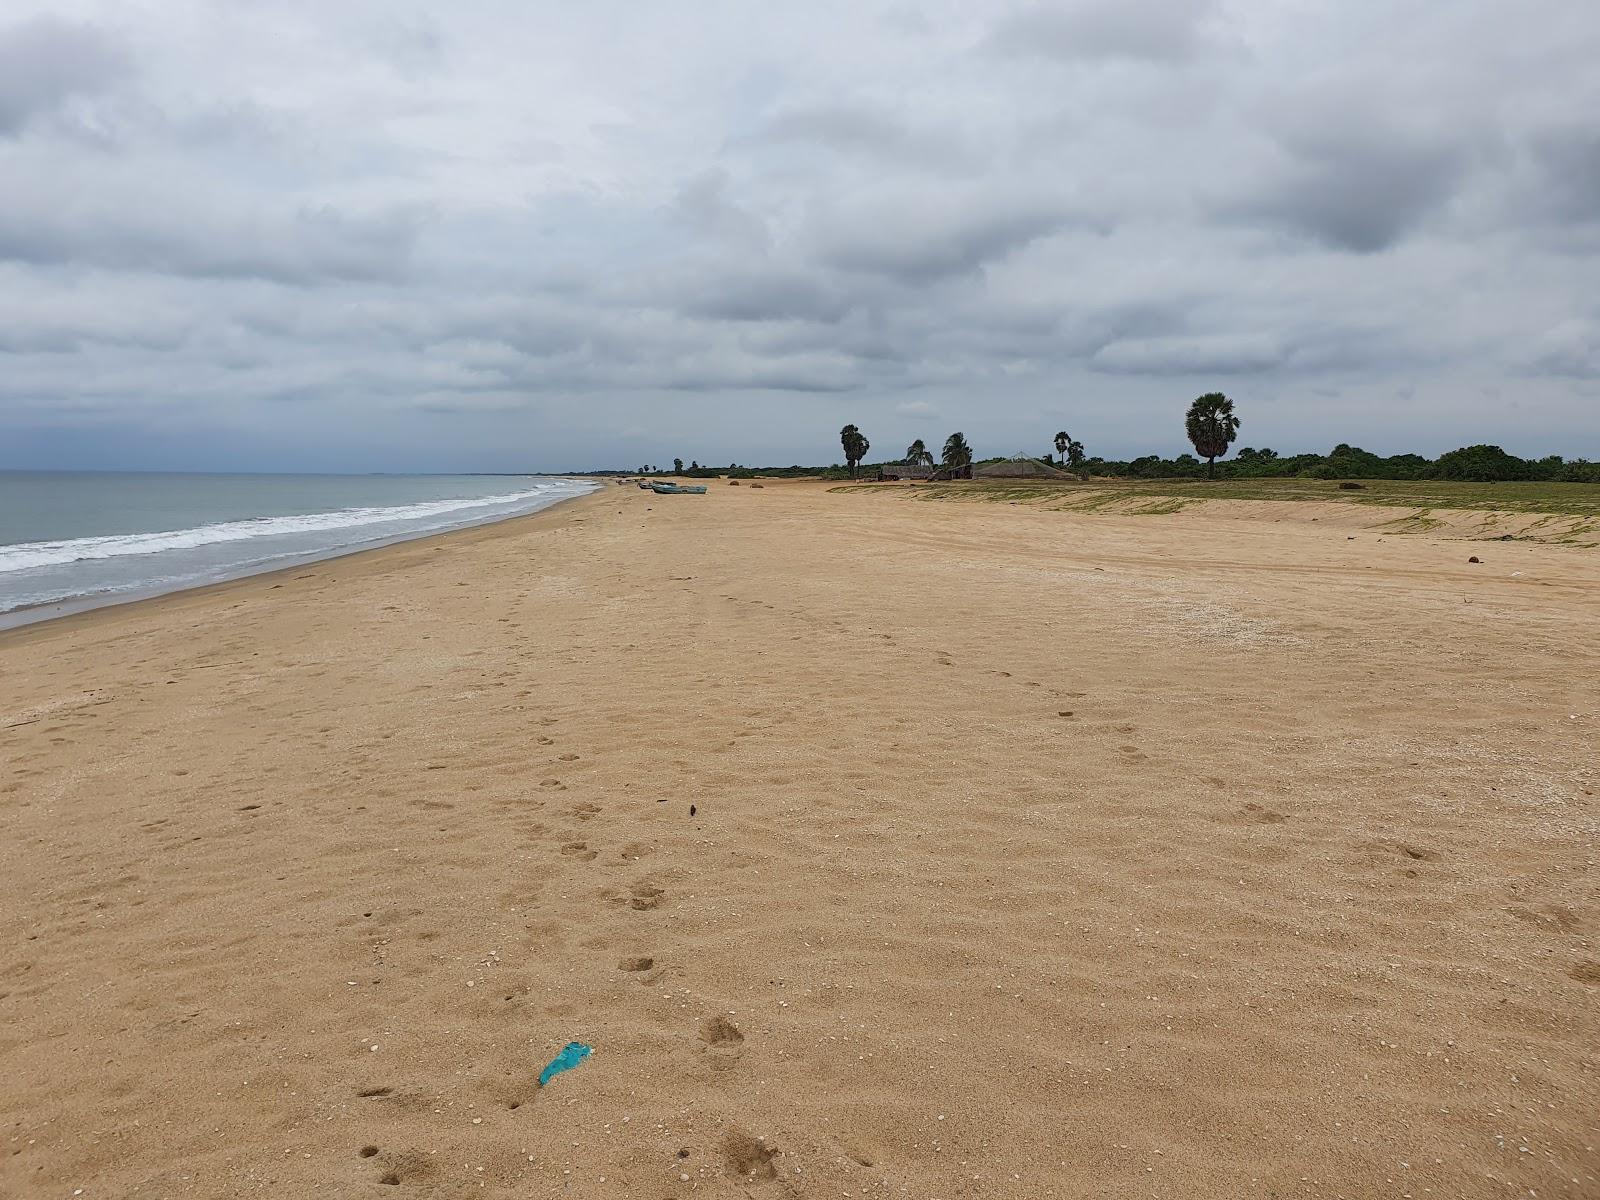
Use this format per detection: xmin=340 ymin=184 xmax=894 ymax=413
xmin=2 ymin=480 xmax=1597 ymax=1198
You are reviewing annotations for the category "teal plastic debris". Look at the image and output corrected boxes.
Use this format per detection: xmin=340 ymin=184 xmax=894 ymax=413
xmin=538 ymin=1041 xmax=592 ymax=1088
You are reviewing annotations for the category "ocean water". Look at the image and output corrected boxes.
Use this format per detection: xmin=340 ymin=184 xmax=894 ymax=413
xmin=0 ymin=471 xmax=597 ymax=622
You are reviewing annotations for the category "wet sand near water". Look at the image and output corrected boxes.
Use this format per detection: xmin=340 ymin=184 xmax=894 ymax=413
xmin=2 ymin=479 xmax=1597 ymax=1198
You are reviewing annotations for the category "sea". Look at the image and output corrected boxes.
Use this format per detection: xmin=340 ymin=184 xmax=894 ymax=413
xmin=0 ymin=471 xmax=598 ymax=626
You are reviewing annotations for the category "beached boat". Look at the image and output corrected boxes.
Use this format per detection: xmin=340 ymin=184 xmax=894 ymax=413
xmin=650 ymin=483 xmax=707 ymax=494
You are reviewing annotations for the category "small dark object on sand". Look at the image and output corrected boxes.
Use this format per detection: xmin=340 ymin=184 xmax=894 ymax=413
xmin=1468 ymin=555 xmax=1481 ymax=563
xmin=1338 ymin=481 xmax=1364 ymax=490
xmin=690 ymin=804 xmax=697 ymax=817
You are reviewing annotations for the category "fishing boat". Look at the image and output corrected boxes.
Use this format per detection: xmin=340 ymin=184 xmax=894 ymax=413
xmin=650 ymin=482 xmax=707 ymax=494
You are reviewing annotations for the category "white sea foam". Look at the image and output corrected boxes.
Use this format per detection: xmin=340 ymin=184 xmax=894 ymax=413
xmin=0 ymin=484 xmax=568 ymax=574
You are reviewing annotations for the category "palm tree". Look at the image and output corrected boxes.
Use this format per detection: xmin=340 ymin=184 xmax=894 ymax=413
xmin=941 ymin=431 xmax=973 ymax=475
xmin=840 ymin=424 xmax=870 ymax=479
xmin=1185 ymin=393 xmax=1240 ymax=479
xmin=673 ymin=457 xmax=684 ymax=474
xmin=1054 ymin=431 xmax=1070 ymax=465
xmin=905 ymin=438 xmax=933 ymax=466
xmin=1066 ymin=438 xmax=1085 ymax=471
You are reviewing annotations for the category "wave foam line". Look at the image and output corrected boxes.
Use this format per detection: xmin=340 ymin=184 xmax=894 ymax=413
xmin=0 ymin=485 xmax=567 ymax=574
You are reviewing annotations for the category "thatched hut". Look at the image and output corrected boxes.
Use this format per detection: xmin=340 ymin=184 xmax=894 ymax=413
xmin=972 ymin=457 xmax=1068 ymax=479
xmin=877 ymin=463 xmax=936 ymax=481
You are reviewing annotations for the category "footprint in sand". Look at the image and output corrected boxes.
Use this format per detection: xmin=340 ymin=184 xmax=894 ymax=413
xmin=608 ymin=883 xmax=665 ymax=908
xmin=372 ymin=1151 xmax=436 ymax=1187
xmin=1569 ymin=961 xmax=1600 ymax=984
xmin=700 ymin=1015 xmax=745 ymax=1068
xmin=619 ymin=955 xmax=665 ymax=983
xmin=840 ymin=1140 xmax=876 ymax=1168
xmin=1359 ymin=838 xmax=1440 ymax=879
xmin=1506 ymin=904 xmax=1581 ymax=933
xmin=539 ymin=778 xmax=567 ymax=791
xmin=723 ymin=1130 xmax=778 ymax=1181
xmin=1363 ymin=838 xmax=1440 ymax=862
xmin=1234 ymin=803 xmax=1287 ymax=825
xmin=561 ymin=841 xmax=598 ymax=862
xmin=624 ymin=883 xmax=665 ymax=911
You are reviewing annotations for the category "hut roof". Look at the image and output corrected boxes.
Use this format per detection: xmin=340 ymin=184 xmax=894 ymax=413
xmin=972 ymin=458 xmax=1068 ymax=478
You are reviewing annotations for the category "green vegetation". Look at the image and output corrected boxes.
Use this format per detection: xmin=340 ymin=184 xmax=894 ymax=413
xmin=1185 ymin=393 xmax=1241 ymax=478
xmin=1052 ymin=430 xmax=1085 ymax=470
xmin=1086 ymin=442 xmax=1600 ymax=484
xmin=840 ymin=424 xmax=870 ymax=480
xmin=942 ymin=431 xmax=973 ymax=472
xmin=831 ymin=475 xmax=1600 ymax=520
xmin=588 ymin=396 xmax=1595 ymax=494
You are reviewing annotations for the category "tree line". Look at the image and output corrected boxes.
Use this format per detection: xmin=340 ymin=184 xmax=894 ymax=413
xmin=834 ymin=394 xmax=1599 ymax=484
xmin=840 ymin=426 xmax=972 ymax=478
xmin=614 ymin=392 xmax=1594 ymax=484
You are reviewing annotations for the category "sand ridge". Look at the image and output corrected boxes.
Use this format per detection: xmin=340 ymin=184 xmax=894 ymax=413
xmin=1 ymin=480 xmax=1597 ymax=1198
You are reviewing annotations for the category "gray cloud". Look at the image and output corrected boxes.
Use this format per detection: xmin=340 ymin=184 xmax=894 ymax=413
xmin=1214 ymin=120 xmax=1473 ymax=253
xmin=1525 ymin=319 xmax=1600 ymax=379
xmin=810 ymin=190 xmax=1088 ymax=283
xmin=0 ymin=17 xmax=129 ymax=136
xmin=1525 ymin=127 xmax=1600 ymax=228
xmin=986 ymin=0 xmax=1215 ymax=63
xmin=747 ymin=102 xmax=977 ymax=171
xmin=0 ymin=185 xmax=421 ymax=283
xmin=1091 ymin=333 xmax=1285 ymax=376
xmin=669 ymin=265 xmax=853 ymax=324
xmin=1 ymin=0 xmax=1597 ymax=471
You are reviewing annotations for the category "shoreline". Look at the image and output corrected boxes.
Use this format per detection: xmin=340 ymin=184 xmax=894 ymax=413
xmin=0 ymin=479 xmax=606 ymax=637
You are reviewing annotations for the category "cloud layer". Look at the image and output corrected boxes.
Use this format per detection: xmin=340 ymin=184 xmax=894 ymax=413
xmin=2 ymin=1 xmax=1597 ymax=471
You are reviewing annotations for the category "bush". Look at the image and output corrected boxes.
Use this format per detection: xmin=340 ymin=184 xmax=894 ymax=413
xmin=1432 ymin=445 xmax=1532 ymax=482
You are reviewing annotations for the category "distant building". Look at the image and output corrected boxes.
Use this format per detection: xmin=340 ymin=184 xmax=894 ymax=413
xmin=972 ymin=457 xmax=1068 ymax=479
xmin=877 ymin=463 xmax=936 ymax=481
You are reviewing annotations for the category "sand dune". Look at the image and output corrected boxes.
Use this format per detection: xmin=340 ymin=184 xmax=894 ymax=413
xmin=2 ymin=480 xmax=1596 ymax=1198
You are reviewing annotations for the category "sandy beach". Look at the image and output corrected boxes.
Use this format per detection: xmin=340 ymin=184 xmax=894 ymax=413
xmin=2 ymin=479 xmax=1596 ymax=1199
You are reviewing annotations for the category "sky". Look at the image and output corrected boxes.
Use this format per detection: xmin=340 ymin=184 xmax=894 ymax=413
xmin=1 ymin=0 xmax=1598 ymax=473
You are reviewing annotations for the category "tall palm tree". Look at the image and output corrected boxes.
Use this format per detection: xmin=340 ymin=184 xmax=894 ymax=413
xmin=905 ymin=438 xmax=933 ymax=466
xmin=840 ymin=424 xmax=870 ymax=479
xmin=1185 ymin=393 xmax=1241 ymax=478
xmin=1066 ymin=438 xmax=1085 ymax=471
xmin=942 ymin=431 xmax=973 ymax=475
xmin=1054 ymin=431 xmax=1070 ymax=465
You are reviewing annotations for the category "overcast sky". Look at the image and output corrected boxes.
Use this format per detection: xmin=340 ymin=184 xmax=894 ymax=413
xmin=2 ymin=1 xmax=1597 ymax=472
